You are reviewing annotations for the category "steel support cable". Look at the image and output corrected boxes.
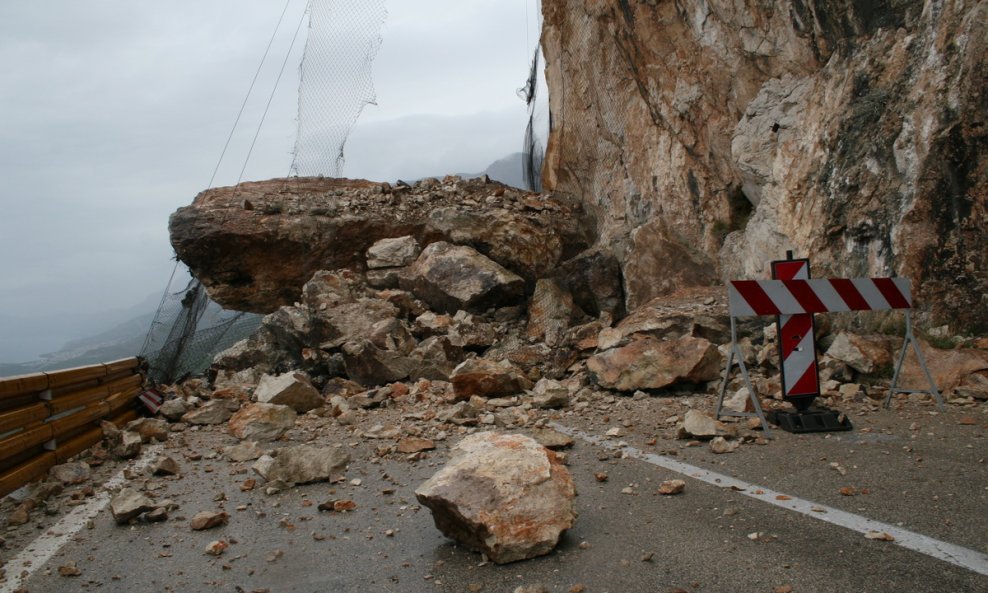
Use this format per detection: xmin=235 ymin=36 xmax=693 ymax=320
xmin=141 ymin=0 xmax=292 ymax=370
xmin=143 ymin=1 xmax=292 ymax=361
xmin=207 ymin=0 xmax=294 ymax=189
xmin=139 ymin=259 xmax=180 ymax=357
xmin=236 ymin=3 xmax=308 ymax=186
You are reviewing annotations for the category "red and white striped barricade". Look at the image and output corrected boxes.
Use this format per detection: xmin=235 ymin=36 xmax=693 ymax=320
xmin=138 ymin=388 xmax=164 ymax=414
xmin=771 ymin=257 xmax=819 ymax=411
xmin=716 ymin=264 xmax=943 ymax=433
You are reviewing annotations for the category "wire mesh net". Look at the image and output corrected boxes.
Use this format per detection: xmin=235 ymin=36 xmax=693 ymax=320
xmin=291 ymin=0 xmax=387 ymax=177
xmin=142 ymin=0 xmax=548 ymax=384
xmin=521 ymin=40 xmax=549 ymax=192
xmin=140 ymin=264 xmax=262 ymax=385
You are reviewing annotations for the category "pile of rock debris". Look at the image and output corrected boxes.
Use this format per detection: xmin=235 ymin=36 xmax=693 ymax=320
xmin=4 ymin=185 xmax=987 ymax=566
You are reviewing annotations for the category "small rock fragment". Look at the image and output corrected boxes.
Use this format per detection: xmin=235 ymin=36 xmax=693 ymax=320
xmin=366 ymin=235 xmax=421 ymax=269
xmin=530 ymin=428 xmax=574 ymax=450
xmin=110 ymin=488 xmax=155 ymax=524
xmin=58 ymin=562 xmax=82 ymax=577
xmin=396 ymin=437 xmax=436 ymax=454
xmin=7 ymin=503 xmax=31 ymax=526
xmin=658 ymin=479 xmax=686 ymax=495
xmin=681 ymin=410 xmax=721 ymax=439
xmin=228 ymin=403 xmax=297 ymax=442
xmin=114 ymin=431 xmax=143 ymax=459
xmin=253 ymin=372 xmax=324 ymax=413
xmin=145 ymin=507 xmax=169 ymax=522
xmin=182 ymin=399 xmax=235 ymax=425
xmin=50 ymin=462 xmax=91 ymax=485
xmin=151 ymin=455 xmax=181 ymax=476
xmin=450 ymin=358 xmax=533 ymax=401
xmin=723 ymin=387 xmax=751 ymax=413
xmin=158 ymin=398 xmax=188 ymax=421
xmin=709 ymin=437 xmax=740 ymax=454
xmin=224 ymin=441 xmax=265 ymax=462
xmin=252 ymin=444 xmax=350 ymax=485
xmin=530 ymin=378 xmax=570 ymax=409
xmin=190 ymin=511 xmax=229 ymax=530
xmin=204 ymin=540 xmax=228 ymax=556
xmin=126 ymin=418 xmax=170 ymax=442
xmin=318 ymin=499 xmax=357 ymax=512
xmin=865 ymin=531 xmax=895 ymax=541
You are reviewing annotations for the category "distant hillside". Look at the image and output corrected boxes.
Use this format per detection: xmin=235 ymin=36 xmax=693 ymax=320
xmin=0 ymin=310 xmax=154 ymax=376
xmin=0 ymin=289 xmax=263 ymax=382
xmin=460 ymin=152 xmax=528 ymax=190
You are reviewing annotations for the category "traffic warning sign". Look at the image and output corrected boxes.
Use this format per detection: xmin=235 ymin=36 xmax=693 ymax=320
xmin=716 ymin=253 xmax=943 ymax=434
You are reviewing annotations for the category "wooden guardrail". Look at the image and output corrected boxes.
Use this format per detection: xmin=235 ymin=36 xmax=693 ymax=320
xmin=0 ymin=357 xmax=145 ymax=497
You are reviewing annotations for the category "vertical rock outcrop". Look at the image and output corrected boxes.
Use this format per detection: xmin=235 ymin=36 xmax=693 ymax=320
xmin=541 ymin=0 xmax=987 ymax=331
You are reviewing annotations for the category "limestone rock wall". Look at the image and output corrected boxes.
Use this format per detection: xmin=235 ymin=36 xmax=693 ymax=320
xmin=540 ymin=0 xmax=987 ymax=331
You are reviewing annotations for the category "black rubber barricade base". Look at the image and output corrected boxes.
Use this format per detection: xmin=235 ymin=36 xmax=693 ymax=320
xmin=768 ymin=408 xmax=853 ymax=433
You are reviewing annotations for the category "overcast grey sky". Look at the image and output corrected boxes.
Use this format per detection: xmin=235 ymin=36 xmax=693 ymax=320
xmin=0 ymin=1 xmax=540 ymax=362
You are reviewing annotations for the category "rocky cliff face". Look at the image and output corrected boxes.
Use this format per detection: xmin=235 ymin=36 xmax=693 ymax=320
xmin=540 ymin=0 xmax=987 ymax=331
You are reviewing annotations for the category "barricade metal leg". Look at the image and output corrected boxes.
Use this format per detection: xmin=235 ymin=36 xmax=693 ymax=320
xmin=715 ymin=347 xmax=735 ymax=416
xmin=885 ymin=310 xmax=945 ymax=411
xmin=716 ymin=317 xmax=772 ymax=434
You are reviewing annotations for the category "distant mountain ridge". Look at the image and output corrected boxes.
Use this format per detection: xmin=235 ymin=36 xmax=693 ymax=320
xmin=0 ymin=310 xmax=154 ymax=376
xmin=459 ymin=152 xmax=527 ymax=190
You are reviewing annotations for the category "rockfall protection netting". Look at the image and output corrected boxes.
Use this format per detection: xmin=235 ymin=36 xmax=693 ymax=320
xmin=291 ymin=0 xmax=386 ymax=177
xmin=520 ymin=39 xmax=549 ymax=192
xmin=143 ymin=0 xmax=547 ymax=383
xmin=140 ymin=265 xmax=262 ymax=386
xmin=142 ymin=0 xmax=388 ymax=384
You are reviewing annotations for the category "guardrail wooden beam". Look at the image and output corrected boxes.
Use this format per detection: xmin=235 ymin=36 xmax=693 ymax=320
xmin=0 ymin=453 xmax=56 ymax=498
xmin=0 ymin=424 xmax=54 ymax=463
xmin=55 ymin=427 xmax=104 ymax=464
xmin=0 ymin=356 xmax=144 ymax=497
xmin=0 ymin=403 xmax=49 ymax=435
xmin=103 ymin=357 xmax=140 ymax=375
xmin=0 ymin=374 xmax=50 ymax=401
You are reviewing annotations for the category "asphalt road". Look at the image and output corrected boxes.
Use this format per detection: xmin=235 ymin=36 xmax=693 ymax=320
xmin=2 ymin=399 xmax=986 ymax=593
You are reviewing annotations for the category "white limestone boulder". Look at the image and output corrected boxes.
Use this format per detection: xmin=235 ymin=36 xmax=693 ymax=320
xmin=415 ymin=432 xmax=576 ymax=564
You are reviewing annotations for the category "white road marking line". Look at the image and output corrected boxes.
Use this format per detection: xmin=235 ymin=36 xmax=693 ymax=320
xmin=551 ymin=423 xmax=988 ymax=577
xmin=0 ymin=444 xmax=162 ymax=593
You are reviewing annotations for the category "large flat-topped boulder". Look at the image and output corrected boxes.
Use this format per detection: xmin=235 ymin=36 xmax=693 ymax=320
xmin=169 ymin=176 xmax=589 ymax=313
